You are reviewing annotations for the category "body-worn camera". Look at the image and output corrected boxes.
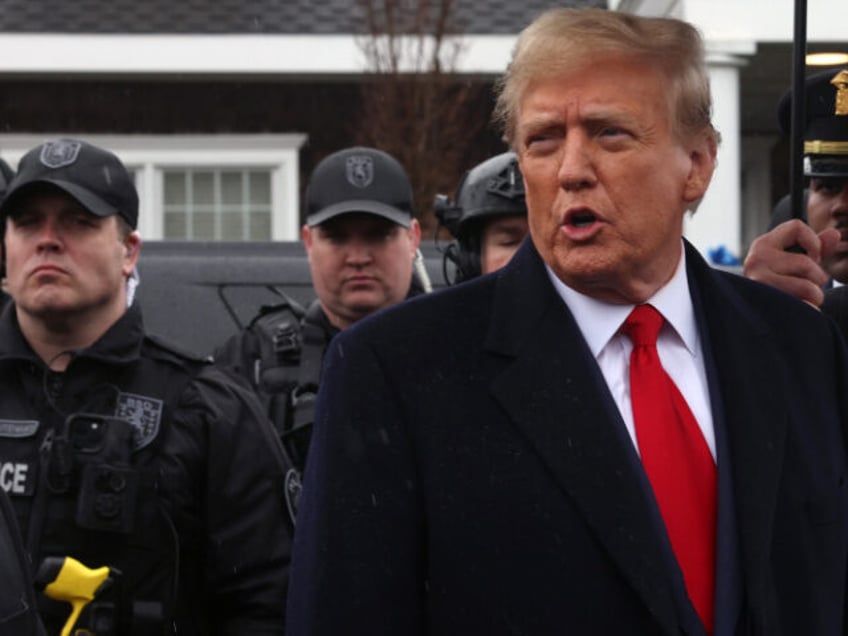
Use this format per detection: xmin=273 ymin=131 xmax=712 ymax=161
xmin=64 ymin=414 xmax=140 ymax=534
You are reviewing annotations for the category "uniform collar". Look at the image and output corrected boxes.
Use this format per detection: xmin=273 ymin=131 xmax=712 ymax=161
xmin=0 ymin=301 xmax=145 ymax=367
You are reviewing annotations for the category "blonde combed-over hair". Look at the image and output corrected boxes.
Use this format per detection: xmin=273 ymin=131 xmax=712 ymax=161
xmin=493 ymin=8 xmax=719 ymax=148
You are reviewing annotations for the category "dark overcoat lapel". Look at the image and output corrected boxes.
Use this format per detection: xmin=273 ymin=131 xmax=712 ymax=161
xmin=484 ymin=241 xmax=682 ymax=635
xmin=685 ymin=241 xmax=789 ymax=630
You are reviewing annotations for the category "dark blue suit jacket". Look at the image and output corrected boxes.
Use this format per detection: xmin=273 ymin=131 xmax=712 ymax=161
xmin=822 ymin=286 xmax=848 ymax=345
xmin=287 ymin=239 xmax=848 ymax=635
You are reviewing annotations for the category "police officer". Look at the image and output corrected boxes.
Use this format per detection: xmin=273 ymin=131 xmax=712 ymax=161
xmin=745 ymin=68 xmax=848 ymax=305
xmin=0 ymin=139 xmax=291 ymax=635
xmin=435 ymin=151 xmax=528 ymax=284
xmin=215 ymin=146 xmax=422 ymax=487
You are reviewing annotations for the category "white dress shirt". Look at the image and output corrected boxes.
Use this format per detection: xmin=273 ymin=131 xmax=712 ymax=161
xmin=545 ymin=243 xmax=716 ymax=460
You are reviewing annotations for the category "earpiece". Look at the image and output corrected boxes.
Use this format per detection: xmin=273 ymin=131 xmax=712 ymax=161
xmin=442 ymin=240 xmax=481 ymax=285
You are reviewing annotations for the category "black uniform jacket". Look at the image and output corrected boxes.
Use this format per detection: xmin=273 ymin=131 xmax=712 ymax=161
xmin=0 ymin=302 xmax=290 ymax=635
xmin=287 ymin=239 xmax=848 ymax=636
xmin=0 ymin=487 xmax=44 ymax=635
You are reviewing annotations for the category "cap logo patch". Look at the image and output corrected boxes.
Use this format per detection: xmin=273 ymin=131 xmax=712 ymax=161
xmin=346 ymin=155 xmax=374 ymax=188
xmin=832 ymin=70 xmax=848 ymax=116
xmin=39 ymin=140 xmax=82 ymax=169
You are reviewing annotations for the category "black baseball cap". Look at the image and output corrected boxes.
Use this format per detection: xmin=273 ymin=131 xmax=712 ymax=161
xmin=0 ymin=139 xmax=139 ymax=229
xmin=778 ymin=68 xmax=848 ymax=178
xmin=305 ymin=146 xmax=413 ymax=228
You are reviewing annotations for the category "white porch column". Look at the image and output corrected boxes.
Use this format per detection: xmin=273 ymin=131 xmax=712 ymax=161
xmin=683 ymin=51 xmax=748 ymax=261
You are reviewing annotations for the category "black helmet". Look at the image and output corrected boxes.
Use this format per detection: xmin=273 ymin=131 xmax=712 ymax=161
xmin=435 ymin=152 xmax=526 ymax=284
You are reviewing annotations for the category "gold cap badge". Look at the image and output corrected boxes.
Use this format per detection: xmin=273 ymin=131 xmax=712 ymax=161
xmin=832 ymin=70 xmax=848 ymax=116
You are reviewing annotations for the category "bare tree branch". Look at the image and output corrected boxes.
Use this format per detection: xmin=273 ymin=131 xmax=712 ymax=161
xmin=353 ymin=0 xmax=492 ymax=237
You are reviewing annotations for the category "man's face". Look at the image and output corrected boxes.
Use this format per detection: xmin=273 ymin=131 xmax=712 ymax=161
xmin=807 ymin=176 xmax=848 ymax=282
xmin=479 ymin=214 xmax=529 ymax=275
xmin=4 ymin=189 xmax=139 ymax=323
xmin=302 ymin=212 xmax=421 ymax=330
xmin=515 ymin=54 xmax=716 ymax=304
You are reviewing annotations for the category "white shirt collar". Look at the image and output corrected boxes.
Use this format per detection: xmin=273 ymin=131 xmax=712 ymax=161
xmin=545 ymin=241 xmax=698 ymax=357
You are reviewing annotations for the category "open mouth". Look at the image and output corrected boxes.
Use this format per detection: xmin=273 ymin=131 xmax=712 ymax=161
xmin=566 ymin=209 xmax=598 ymax=228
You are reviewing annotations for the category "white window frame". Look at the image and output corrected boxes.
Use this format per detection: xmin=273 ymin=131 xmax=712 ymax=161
xmin=0 ymin=133 xmax=307 ymax=240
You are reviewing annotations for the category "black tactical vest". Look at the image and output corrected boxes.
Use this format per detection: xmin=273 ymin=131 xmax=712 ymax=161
xmin=0 ymin=337 xmax=207 ymax=635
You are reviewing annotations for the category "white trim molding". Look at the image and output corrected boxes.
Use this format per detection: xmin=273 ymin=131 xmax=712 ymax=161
xmin=0 ymin=34 xmax=516 ymax=76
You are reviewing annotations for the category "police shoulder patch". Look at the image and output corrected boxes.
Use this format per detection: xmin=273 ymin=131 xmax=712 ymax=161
xmin=114 ymin=392 xmax=163 ymax=450
xmin=284 ymin=468 xmax=302 ymax=526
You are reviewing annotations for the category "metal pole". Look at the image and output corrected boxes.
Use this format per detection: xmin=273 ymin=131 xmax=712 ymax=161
xmin=789 ymin=0 xmax=807 ymax=220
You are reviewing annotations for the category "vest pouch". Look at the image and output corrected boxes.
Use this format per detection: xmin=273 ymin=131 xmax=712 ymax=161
xmin=254 ymin=310 xmax=303 ymax=393
xmin=67 ymin=414 xmax=139 ymax=534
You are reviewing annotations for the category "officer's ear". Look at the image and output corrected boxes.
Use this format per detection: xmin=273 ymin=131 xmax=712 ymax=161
xmin=302 ymin=224 xmax=314 ymax=254
xmin=125 ymin=232 xmax=141 ymax=256
xmin=122 ymin=231 xmax=141 ymax=275
xmin=408 ymin=218 xmax=422 ymax=253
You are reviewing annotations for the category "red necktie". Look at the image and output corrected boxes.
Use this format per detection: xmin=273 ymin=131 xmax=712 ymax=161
xmin=621 ymin=304 xmax=716 ymax=633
